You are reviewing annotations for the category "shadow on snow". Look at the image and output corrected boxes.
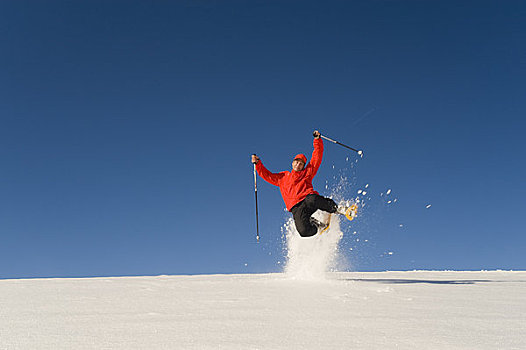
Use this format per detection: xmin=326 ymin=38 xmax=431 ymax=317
xmin=338 ymin=278 xmax=494 ymax=285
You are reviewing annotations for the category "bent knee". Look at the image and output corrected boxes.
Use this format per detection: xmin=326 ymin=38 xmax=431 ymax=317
xmin=297 ymin=225 xmax=317 ymax=237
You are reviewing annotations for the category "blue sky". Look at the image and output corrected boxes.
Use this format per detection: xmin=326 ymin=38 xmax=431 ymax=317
xmin=1 ymin=0 xmax=525 ymax=278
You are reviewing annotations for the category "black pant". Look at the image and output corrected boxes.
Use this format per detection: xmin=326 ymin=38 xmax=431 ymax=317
xmin=290 ymin=194 xmax=338 ymax=237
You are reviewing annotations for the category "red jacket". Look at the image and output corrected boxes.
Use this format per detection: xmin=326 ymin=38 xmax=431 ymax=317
xmin=256 ymin=138 xmax=323 ymax=211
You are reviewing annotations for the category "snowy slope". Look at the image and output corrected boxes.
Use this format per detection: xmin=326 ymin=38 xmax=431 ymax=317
xmin=1 ymin=271 xmax=525 ymax=349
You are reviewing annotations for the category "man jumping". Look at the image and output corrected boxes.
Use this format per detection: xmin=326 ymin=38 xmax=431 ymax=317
xmin=251 ymin=130 xmax=348 ymax=237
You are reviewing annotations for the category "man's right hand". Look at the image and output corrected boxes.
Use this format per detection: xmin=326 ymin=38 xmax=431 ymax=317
xmin=251 ymin=154 xmax=260 ymax=164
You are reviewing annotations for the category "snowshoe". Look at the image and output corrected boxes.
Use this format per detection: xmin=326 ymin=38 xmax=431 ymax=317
xmin=337 ymin=203 xmax=358 ymax=221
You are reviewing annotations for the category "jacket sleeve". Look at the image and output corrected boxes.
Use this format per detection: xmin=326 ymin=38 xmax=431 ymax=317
xmin=256 ymin=161 xmax=284 ymax=187
xmin=308 ymin=137 xmax=324 ymax=177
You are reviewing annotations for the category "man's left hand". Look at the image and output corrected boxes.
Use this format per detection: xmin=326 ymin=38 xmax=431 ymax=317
xmin=313 ymin=130 xmax=321 ymax=139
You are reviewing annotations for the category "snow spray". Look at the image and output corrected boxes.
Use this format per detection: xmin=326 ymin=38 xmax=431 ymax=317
xmin=283 ymin=212 xmax=346 ymax=280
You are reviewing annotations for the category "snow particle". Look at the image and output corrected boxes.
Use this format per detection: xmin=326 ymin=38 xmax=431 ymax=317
xmin=425 ymin=204 xmax=432 ymax=209
xmin=386 ymin=189 xmax=392 ymax=195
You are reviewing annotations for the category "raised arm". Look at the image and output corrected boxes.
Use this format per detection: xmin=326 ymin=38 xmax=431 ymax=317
xmin=308 ymin=131 xmax=324 ymax=176
xmin=253 ymin=156 xmax=284 ymax=186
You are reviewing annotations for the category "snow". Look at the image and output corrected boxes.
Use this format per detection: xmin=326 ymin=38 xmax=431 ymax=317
xmin=1 ymin=271 xmax=525 ymax=349
xmin=1 ymin=215 xmax=524 ymax=349
xmin=284 ymin=213 xmax=345 ymax=280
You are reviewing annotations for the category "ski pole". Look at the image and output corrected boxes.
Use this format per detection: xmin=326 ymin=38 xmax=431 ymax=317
xmin=252 ymin=154 xmax=260 ymax=242
xmin=316 ymin=132 xmax=363 ymax=156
